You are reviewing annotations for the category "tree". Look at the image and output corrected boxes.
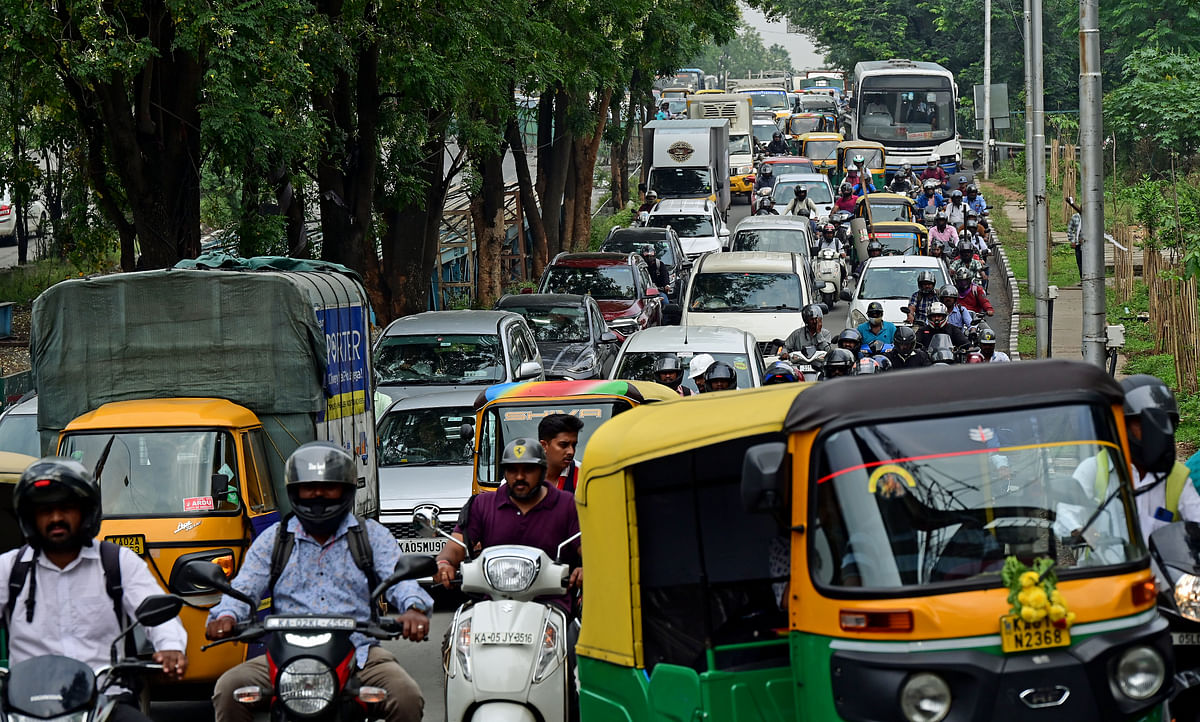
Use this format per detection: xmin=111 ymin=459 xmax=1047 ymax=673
xmin=1108 ymin=48 xmax=1200 ymax=172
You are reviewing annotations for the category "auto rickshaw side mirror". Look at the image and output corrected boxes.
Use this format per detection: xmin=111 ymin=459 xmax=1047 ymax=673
xmin=459 ymin=422 xmax=475 ymax=441
xmin=210 ymin=473 xmax=232 ymax=504
xmin=741 ymin=442 xmax=789 ymax=514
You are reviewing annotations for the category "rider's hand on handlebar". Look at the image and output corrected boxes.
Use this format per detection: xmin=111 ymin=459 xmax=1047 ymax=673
xmin=152 ymin=650 xmax=188 ymax=681
xmin=434 ymin=560 xmax=458 ymax=589
xmin=205 ymin=616 xmax=236 ymax=641
xmin=396 ymin=609 xmax=430 ymax=643
xmin=568 ymin=567 xmax=583 ymax=592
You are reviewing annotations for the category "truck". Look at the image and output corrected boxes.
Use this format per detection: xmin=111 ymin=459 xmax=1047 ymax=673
xmin=686 ymin=93 xmax=755 ymax=202
xmin=641 ymin=119 xmax=730 ymax=216
xmin=29 ymin=259 xmax=378 ymax=690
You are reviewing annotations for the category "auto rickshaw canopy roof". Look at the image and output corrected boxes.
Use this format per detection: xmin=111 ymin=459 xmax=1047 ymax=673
xmin=474 ymin=378 xmax=677 ymax=411
xmin=64 ymin=398 xmax=262 ymax=431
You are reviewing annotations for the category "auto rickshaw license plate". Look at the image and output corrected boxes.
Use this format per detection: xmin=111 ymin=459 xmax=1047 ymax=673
xmin=104 ymin=534 xmax=146 ymax=555
xmin=1000 ymin=615 xmax=1070 ymax=653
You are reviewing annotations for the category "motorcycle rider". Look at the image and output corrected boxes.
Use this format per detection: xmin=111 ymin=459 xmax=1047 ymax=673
xmin=853 ymin=240 xmax=883 ymax=277
xmin=954 ymin=266 xmax=994 ymax=317
xmin=938 ymin=284 xmax=972 ymax=330
xmin=539 ymin=413 xmax=584 ymax=493
xmin=850 ymin=157 xmax=877 ymax=195
xmin=889 ymin=163 xmax=917 ymax=195
xmin=915 ymin=301 xmax=968 ymax=349
xmin=783 ymin=303 xmax=832 ymax=353
xmin=655 ymin=101 xmax=671 ymax=121
xmin=955 ymin=175 xmax=970 ymax=194
xmin=835 ymin=328 xmax=864 ymax=358
xmin=905 ymin=270 xmax=939 ymax=326
xmin=785 ymin=184 xmax=819 ymax=219
xmin=844 ymin=162 xmax=862 ymax=190
xmin=704 ymin=361 xmax=738 ymax=392
xmin=978 ymin=327 xmax=1010 ymax=362
xmin=834 ymin=183 xmax=858 ymax=213
xmin=928 ymin=211 xmax=957 ymax=252
xmin=946 ymin=189 xmax=967 ymax=228
xmin=766 ymin=131 xmax=789 ymax=155
xmin=914 ymin=179 xmax=944 ymax=223
xmin=209 ymin=442 xmax=432 ymax=722
xmin=1 ymin=459 xmax=189 ymax=722
xmin=763 ymin=360 xmax=800 ymax=385
xmin=640 ymin=245 xmax=671 ymax=295
xmin=755 ymin=189 xmax=779 ymax=215
xmin=753 ymin=163 xmax=776 ymax=195
xmin=886 ymin=326 xmax=932 ymax=369
xmin=688 ymin=353 xmax=715 ymax=392
xmin=819 ymin=348 xmax=856 ymax=380
xmin=653 ymin=354 xmax=693 ymax=396
xmin=816 ymin=223 xmax=845 ymax=257
xmin=858 ymin=300 xmax=896 ymax=345
xmin=637 ymin=190 xmax=659 ymax=214
xmin=965 ymin=184 xmax=987 ymax=215
xmin=920 ymin=153 xmax=948 ymax=186
xmin=949 ymin=239 xmax=988 ymax=289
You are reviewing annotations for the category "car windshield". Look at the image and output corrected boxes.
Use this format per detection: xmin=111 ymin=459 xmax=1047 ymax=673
xmin=731 ymin=228 xmax=809 ymax=253
xmin=649 ymin=167 xmax=712 ymax=197
xmin=811 ymin=404 xmax=1144 ymax=592
xmin=868 ymin=202 xmax=912 ymax=222
xmin=772 ymin=181 xmax=833 ymax=206
xmin=505 ymin=305 xmax=588 ymax=343
xmin=729 ymin=135 xmax=752 ymax=155
xmin=871 ymin=231 xmax=920 ymax=255
xmin=543 ymin=266 xmax=637 ymax=300
xmin=378 ymin=406 xmax=474 ymax=466
xmin=614 ymin=351 xmax=755 ymax=394
xmin=799 ymin=96 xmax=837 ymax=112
xmin=376 ymin=333 xmax=506 ymax=385
xmin=858 ymin=78 xmax=956 ymax=144
xmin=859 ymin=266 xmax=944 ymax=299
xmin=789 ymin=116 xmax=822 ymax=134
xmin=747 ymin=92 xmax=789 ymax=110
xmin=0 ymin=411 xmax=40 ymax=457
xmin=753 ymin=125 xmax=779 ymax=144
xmin=689 ymin=272 xmax=803 ymax=312
xmin=647 ymin=214 xmax=713 ymax=239
xmin=475 ymin=400 xmax=629 ymax=486
xmin=666 ymin=99 xmax=687 ymax=114
xmin=805 ymin=141 xmax=839 ymax=161
xmin=602 ymin=236 xmax=676 ymax=265
xmin=62 ymin=430 xmax=239 ymax=516
xmin=764 ymin=161 xmax=815 ymax=176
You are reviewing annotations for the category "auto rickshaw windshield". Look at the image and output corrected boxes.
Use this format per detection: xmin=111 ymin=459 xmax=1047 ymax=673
xmin=810 ymin=403 xmax=1145 ymax=593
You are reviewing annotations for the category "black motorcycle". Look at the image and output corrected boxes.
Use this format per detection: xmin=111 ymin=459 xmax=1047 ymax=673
xmin=185 ymin=556 xmax=436 ymax=721
xmin=1150 ymin=521 xmax=1200 ymax=721
xmin=1 ymin=595 xmax=183 ymax=722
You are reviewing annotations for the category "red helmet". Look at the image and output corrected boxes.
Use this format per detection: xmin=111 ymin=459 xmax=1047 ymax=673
xmin=966 ymin=352 xmax=986 ymax=364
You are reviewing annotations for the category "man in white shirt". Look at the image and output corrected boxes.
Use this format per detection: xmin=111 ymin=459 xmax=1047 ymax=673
xmin=0 ymin=459 xmax=188 ymax=722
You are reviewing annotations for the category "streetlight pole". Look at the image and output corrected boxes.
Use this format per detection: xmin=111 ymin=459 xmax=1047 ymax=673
xmin=1031 ymin=0 xmax=1049 ymax=358
xmin=1023 ymin=0 xmax=1034 ymax=286
xmin=1079 ymin=0 xmax=1106 ymax=365
xmin=982 ymin=0 xmax=993 ymax=179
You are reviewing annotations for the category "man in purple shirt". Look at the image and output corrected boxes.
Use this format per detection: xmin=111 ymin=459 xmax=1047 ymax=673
xmin=434 ymin=438 xmax=582 ymax=593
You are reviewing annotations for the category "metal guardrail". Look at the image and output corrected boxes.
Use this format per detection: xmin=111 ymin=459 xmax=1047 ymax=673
xmin=960 ymin=138 xmax=1079 ymax=157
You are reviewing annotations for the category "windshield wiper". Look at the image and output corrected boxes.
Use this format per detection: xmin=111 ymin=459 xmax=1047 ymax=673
xmin=748 ymin=304 xmax=801 ymax=312
xmin=1070 ymin=481 xmax=1124 ymax=551
xmin=93 ymin=434 xmax=118 ymax=479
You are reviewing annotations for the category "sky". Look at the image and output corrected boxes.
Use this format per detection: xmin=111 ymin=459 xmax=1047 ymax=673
xmin=739 ymin=2 xmax=826 ymax=71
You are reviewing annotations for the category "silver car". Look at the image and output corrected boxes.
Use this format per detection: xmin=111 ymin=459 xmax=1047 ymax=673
xmin=609 ymin=325 xmax=764 ymax=393
xmin=0 ymin=395 xmax=40 ymax=457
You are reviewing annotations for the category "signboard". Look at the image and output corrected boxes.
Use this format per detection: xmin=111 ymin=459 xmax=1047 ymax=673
xmin=316 ymin=305 xmax=369 ymax=421
xmin=973 ymin=83 xmax=1011 ymax=130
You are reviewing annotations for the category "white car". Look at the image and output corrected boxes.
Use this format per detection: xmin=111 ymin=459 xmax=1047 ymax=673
xmin=0 ymin=189 xmax=47 ymax=242
xmin=681 ymin=251 xmax=817 ymax=356
xmin=770 ymin=173 xmax=835 ymax=221
xmin=0 ymin=394 xmax=40 ymax=457
xmin=843 ymin=255 xmax=952 ymax=328
xmin=730 ymin=215 xmax=812 ymax=257
xmin=646 ymin=198 xmax=728 ymax=258
xmin=609 ymin=324 xmax=764 ymax=393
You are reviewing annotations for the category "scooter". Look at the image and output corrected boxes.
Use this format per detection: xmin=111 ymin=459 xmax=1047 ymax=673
xmin=183 ymin=555 xmax=437 ymax=721
xmin=1149 ymin=521 xmax=1200 ymax=720
xmin=0 ymin=595 xmax=184 ymax=722
xmin=414 ymin=509 xmax=579 ymax=722
xmin=788 ymin=346 xmax=827 ymax=382
xmin=812 ymin=247 xmax=845 ymax=309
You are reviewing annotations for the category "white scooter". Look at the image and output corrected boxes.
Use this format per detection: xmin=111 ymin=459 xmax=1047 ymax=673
xmin=812 ymin=247 xmax=845 ymax=308
xmin=416 ymin=509 xmax=579 ymax=722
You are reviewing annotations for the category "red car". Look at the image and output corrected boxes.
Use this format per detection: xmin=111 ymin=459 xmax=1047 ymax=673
xmin=537 ymin=252 xmax=665 ymax=340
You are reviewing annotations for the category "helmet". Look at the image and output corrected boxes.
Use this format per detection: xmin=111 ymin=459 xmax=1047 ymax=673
xmin=938 ymin=284 xmax=958 ymax=303
xmin=652 ymin=355 xmax=684 ymax=388
xmin=772 ymin=131 xmax=782 ymax=140
xmin=837 ymin=328 xmax=863 ymax=352
xmin=500 ymin=438 xmax=548 ymax=468
xmin=846 ymin=162 xmax=859 ymax=172
xmin=957 ymin=175 xmax=968 ymax=184
xmin=957 ymin=240 xmax=975 ymax=256
xmin=866 ymin=301 xmax=884 ymax=318
xmin=917 ymin=270 xmax=936 ymax=288
xmin=856 ymin=357 xmax=879 ymax=375
xmin=900 ymin=162 xmax=912 ymax=172
xmin=951 ymin=189 xmax=963 ymax=199
xmin=853 ymin=154 xmax=866 ymax=165
xmin=640 ymin=245 xmax=656 ymax=259
xmin=867 ymin=240 xmax=883 ymax=256
xmin=763 ymin=360 xmax=799 ymax=385
xmin=927 ymin=302 xmax=948 ymax=326
xmin=1121 ymin=375 xmax=1180 ymax=473
xmin=646 ymin=190 xmax=658 ymax=200
xmin=966 ymin=184 xmax=978 ymax=194
xmin=284 ymin=441 xmax=358 ymax=537
xmin=823 ymin=348 xmax=856 ymax=377
xmin=14 ymin=458 xmax=102 ymax=549
xmin=932 ymin=347 xmax=957 ymax=364
xmin=923 ymin=179 xmax=939 ymax=191
xmin=761 ymin=164 xmax=774 ymax=176
xmin=839 ymin=183 xmax=853 ymax=195
xmin=979 ymin=328 xmax=998 ymax=345
xmin=893 ymin=325 xmax=917 ymax=354
xmin=965 ymin=219 xmax=979 ymax=230
xmin=873 ymin=354 xmax=893 ymax=371
xmin=822 ymin=223 xmax=836 ymax=235
xmin=927 ymin=153 xmax=939 ymax=163
xmin=689 ymin=353 xmax=715 ymax=380
xmin=934 ymin=211 xmax=948 ymax=223
xmin=704 ymin=361 xmax=738 ymax=392
xmin=955 ymin=266 xmax=974 ymax=284
xmin=965 ymin=208 xmax=979 ymax=219
xmin=965 ymin=351 xmax=986 ymax=363
xmin=801 ymin=304 xmax=824 ymax=322
xmin=796 ymin=184 xmax=808 ymax=195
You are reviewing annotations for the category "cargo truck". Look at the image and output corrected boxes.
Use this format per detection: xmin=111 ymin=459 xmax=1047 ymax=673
xmin=641 ymin=119 xmax=730 ymax=217
xmin=686 ymin=93 xmax=755 ymax=202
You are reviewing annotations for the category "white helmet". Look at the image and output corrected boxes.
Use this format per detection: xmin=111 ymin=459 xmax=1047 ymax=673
xmin=928 ymin=301 xmax=948 ymax=316
xmin=688 ymin=353 xmax=716 ymax=380
xmin=927 ymin=153 xmax=939 ymax=164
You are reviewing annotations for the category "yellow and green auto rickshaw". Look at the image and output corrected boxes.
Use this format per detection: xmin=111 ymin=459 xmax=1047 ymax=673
xmin=575 ymin=360 xmax=1172 ymax=721
xmin=853 ymin=193 xmax=929 ymax=257
xmin=797 ymin=132 xmax=843 ymax=174
xmin=833 ymin=139 xmax=887 ymax=190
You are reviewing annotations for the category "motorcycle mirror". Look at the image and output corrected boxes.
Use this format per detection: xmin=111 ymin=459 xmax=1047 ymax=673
xmin=555 ymin=532 xmax=582 ymax=563
xmin=371 ymin=556 xmax=439 ymax=603
xmin=134 ymin=594 xmax=184 ymax=628
xmin=413 ymin=508 xmax=439 ymax=537
xmin=180 ymin=560 xmax=253 ymax=607
xmin=819 ymin=302 xmax=830 ymax=314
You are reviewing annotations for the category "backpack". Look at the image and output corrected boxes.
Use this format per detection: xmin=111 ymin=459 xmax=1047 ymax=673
xmin=265 ymin=515 xmax=383 ymax=615
xmin=4 ymin=541 xmax=134 ymax=657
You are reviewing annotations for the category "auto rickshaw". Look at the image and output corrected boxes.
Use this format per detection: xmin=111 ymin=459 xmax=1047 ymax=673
xmin=797 ymin=132 xmax=843 ymax=174
xmin=786 ymin=113 xmax=829 ymax=140
xmin=576 ymin=360 xmax=1173 ymax=721
xmin=0 ymin=451 xmax=36 ymax=553
xmin=853 ymin=193 xmax=929 ymax=257
xmin=469 ymin=379 xmax=675 ymax=494
xmin=832 ymin=140 xmax=887 ymax=190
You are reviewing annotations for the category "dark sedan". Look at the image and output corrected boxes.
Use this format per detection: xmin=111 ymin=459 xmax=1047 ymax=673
xmin=493 ymin=293 xmax=621 ymax=379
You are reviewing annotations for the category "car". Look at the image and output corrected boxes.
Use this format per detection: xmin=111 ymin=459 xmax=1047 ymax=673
xmin=493 ymin=293 xmax=621 ymax=379
xmin=374 ymin=310 xmax=545 ymax=406
xmin=537 ymin=252 xmax=664 ymax=339
xmin=843 ymin=255 xmax=952 ymax=328
xmin=375 ymin=390 xmax=478 ymax=555
xmin=681 ymin=251 xmax=817 ymax=356
xmin=729 ymin=215 xmax=812 ymax=257
xmin=645 ymin=198 xmax=728 ymax=258
xmin=770 ymin=173 xmax=836 ymax=221
xmin=757 ymin=156 xmax=816 ymax=177
xmin=0 ymin=395 xmax=40 ymax=458
xmin=0 ymin=189 xmax=47 ymax=243
xmin=752 ymin=119 xmax=782 ymax=151
xmin=608 ymin=325 xmax=764 ymax=393
xmin=599 ymin=226 xmax=692 ymax=300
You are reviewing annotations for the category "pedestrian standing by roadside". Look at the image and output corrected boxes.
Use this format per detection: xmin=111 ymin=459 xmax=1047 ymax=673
xmin=1066 ymin=196 xmax=1084 ymax=279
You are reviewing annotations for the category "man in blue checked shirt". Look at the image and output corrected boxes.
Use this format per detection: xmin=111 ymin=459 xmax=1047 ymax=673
xmin=207 ymin=442 xmax=433 ymax=722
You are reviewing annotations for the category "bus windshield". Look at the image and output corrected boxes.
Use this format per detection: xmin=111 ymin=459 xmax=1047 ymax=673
xmin=857 ymin=75 xmax=955 ymax=145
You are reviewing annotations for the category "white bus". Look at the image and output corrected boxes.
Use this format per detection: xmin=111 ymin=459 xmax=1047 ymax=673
xmin=852 ymin=59 xmax=961 ymax=180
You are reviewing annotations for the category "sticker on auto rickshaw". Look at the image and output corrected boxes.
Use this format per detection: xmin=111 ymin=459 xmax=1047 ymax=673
xmin=502 ymin=407 xmax=604 ymax=421
xmin=103 ymin=533 xmax=146 ymax=555
xmin=999 ymin=614 xmax=1070 ymax=653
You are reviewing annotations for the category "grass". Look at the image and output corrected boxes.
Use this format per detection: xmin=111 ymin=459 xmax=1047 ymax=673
xmin=0 ymin=257 xmax=93 ymax=305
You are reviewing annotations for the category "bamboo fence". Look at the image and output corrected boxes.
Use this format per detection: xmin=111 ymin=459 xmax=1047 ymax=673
xmin=1143 ymin=247 xmax=1200 ymax=393
xmin=1113 ymin=225 xmax=1136 ymax=302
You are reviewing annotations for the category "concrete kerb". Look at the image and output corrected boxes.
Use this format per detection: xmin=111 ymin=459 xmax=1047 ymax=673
xmin=991 ymin=232 xmax=1022 ymax=361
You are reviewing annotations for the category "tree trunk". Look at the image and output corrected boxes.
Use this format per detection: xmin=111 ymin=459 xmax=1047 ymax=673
xmin=561 ymin=148 xmax=577 ymax=253
xmin=541 ymin=87 xmax=572 ymax=259
xmin=568 ymin=89 xmax=613 ymax=252
xmin=535 ymin=89 xmax=554 ymax=200
xmin=471 ymin=147 xmax=507 ymax=305
xmin=506 ymin=116 xmax=549 ymax=278
xmin=271 ymin=162 xmax=309 ymax=257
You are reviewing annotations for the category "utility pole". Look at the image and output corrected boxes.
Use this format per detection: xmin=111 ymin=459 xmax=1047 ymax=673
xmin=1030 ymin=0 xmax=1049 ymax=357
xmin=982 ymin=0 xmax=993 ymax=179
xmin=1079 ymin=0 xmax=1106 ymax=365
xmin=1023 ymin=0 xmax=1034 ymax=286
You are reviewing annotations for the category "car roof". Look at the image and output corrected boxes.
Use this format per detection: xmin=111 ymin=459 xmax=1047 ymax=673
xmin=761 ymin=157 xmax=813 ymax=164
xmin=495 ymin=293 xmax=589 ymax=309
xmin=863 ymin=255 xmax=946 ymax=270
xmin=650 ymin=198 xmax=713 ymax=214
xmin=548 ymin=252 xmax=635 ymax=267
xmin=733 ymin=215 xmax=812 ymax=232
xmin=696 ymin=251 xmax=799 ymax=273
xmin=621 ymin=325 xmax=756 ymax=352
xmin=605 ymin=227 xmax=674 ymax=242
xmin=380 ymin=389 xmax=483 ymax=414
xmin=775 ymin=173 xmax=831 ymax=185
xmin=382 ymin=310 xmax=519 ymax=336
xmin=2 ymin=395 xmax=37 ymax=416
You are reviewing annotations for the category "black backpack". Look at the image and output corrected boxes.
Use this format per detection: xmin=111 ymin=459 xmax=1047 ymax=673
xmin=265 ymin=515 xmax=384 ymax=615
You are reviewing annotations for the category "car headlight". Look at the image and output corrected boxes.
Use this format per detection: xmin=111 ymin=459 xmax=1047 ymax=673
xmin=1112 ymin=645 xmax=1165 ymax=701
xmin=277 ymin=658 xmax=336 ymax=715
xmin=1175 ymin=573 xmax=1200 ymax=621
xmin=568 ymin=356 xmax=597 ymax=373
xmin=532 ymin=617 xmax=565 ymax=683
xmin=899 ymin=672 xmax=951 ymax=722
xmin=485 ymin=554 xmax=540 ymax=592
xmin=608 ymin=318 xmax=639 ymax=335
xmin=851 ymin=309 xmax=867 ymax=325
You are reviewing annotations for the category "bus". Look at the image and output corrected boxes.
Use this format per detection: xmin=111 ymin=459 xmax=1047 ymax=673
xmin=656 ymin=68 xmax=706 ymax=92
xmin=852 ymin=59 xmax=961 ymax=180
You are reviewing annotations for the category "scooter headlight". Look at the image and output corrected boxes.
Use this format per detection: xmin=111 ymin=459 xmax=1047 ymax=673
xmin=1175 ymin=573 xmax=1200 ymax=622
xmin=277 ymin=658 xmax=336 ymax=715
xmin=1112 ymin=645 xmax=1165 ymax=701
xmin=899 ymin=672 xmax=951 ymax=722
xmin=484 ymin=555 xmax=540 ymax=593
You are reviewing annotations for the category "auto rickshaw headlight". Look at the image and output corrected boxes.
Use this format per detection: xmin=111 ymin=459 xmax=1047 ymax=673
xmin=899 ymin=672 xmax=951 ymax=722
xmin=484 ymin=553 xmax=540 ymax=593
xmin=1174 ymin=573 xmax=1200 ymax=622
xmin=1113 ymin=645 xmax=1165 ymax=701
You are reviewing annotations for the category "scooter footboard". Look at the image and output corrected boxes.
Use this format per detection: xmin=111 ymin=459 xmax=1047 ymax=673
xmin=470 ymin=701 xmax=539 ymax=722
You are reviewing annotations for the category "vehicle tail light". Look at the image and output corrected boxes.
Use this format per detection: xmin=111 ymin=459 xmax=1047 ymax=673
xmin=839 ymin=609 xmax=913 ymax=632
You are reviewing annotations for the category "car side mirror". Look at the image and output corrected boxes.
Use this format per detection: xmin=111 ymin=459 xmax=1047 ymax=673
xmin=840 ymin=289 xmax=852 ymax=302
xmin=741 ymin=442 xmax=789 ymax=513
xmin=134 ymin=594 xmax=183 ymax=628
xmin=600 ymin=331 xmax=619 ymax=343
xmin=414 ymin=508 xmax=440 ymax=538
xmin=180 ymin=560 xmax=252 ymax=606
xmin=516 ymin=360 xmax=542 ymax=380
xmin=719 ymin=229 xmax=730 ymax=238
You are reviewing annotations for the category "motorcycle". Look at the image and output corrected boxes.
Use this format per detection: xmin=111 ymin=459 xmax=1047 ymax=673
xmin=183 ymin=555 xmax=437 ymax=721
xmin=754 ymin=193 xmax=779 ymax=216
xmin=812 ymin=247 xmax=845 ymax=309
xmin=633 ymin=211 xmax=650 ymax=227
xmin=414 ymin=509 xmax=579 ymax=722
xmin=1149 ymin=521 xmax=1200 ymax=721
xmin=788 ymin=346 xmax=827 ymax=382
xmin=0 ymin=594 xmax=184 ymax=722
xmin=829 ymin=210 xmax=855 ymax=257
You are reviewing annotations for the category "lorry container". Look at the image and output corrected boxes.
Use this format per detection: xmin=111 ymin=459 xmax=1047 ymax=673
xmin=641 ymin=119 xmax=730 ymax=216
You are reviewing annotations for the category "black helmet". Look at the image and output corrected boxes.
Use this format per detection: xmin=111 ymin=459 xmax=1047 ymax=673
xmin=794 ymin=184 xmax=807 ymax=197
xmin=872 ymin=354 xmax=893 ymax=371
xmin=801 ymin=304 xmax=823 ymax=323
xmin=501 ymin=438 xmax=548 ymax=468
xmin=867 ymin=240 xmax=883 ymax=256
xmin=15 ymin=458 xmax=102 ymax=549
xmin=938 ymin=284 xmax=957 ymax=302
xmin=763 ymin=360 xmax=799 ymax=385
xmin=1121 ymin=375 xmax=1180 ymax=473
xmin=837 ymin=328 xmax=863 ymax=352
xmin=823 ymin=348 xmax=856 ymax=377
xmin=840 ymin=183 xmax=853 ymax=196
xmin=285 ymin=441 xmax=357 ymax=537
xmin=772 ymin=131 xmax=782 ymax=140
xmin=866 ymin=301 xmax=884 ymax=318
xmin=893 ymin=325 xmax=917 ymax=354
xmin=652 ymin=355 xmax=684 ymax=389
xmin=704 ymin=361 xmax=738 ymax=391
xmin=966 ymin=184 xmax=978 ymax=194
xmin=761 ymin=164 xmax=774 ymax=176
xmin=917 ymin=270 xmax=936 ymax=289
